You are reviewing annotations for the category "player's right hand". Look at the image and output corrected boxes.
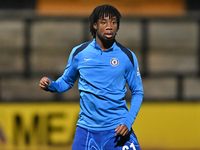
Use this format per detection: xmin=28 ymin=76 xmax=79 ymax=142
xmin=115 ymin=124 xmax=129 ymax=136
xmin=39 ymin=77 xmax=51 ymax=90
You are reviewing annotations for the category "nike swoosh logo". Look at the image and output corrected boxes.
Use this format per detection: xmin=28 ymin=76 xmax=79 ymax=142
xmin=84 ymin=58 xmax=92 ymax=61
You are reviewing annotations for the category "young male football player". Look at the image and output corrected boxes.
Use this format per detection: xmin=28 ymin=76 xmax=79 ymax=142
xmin=39 ymin=4 xmax=143 ymax=150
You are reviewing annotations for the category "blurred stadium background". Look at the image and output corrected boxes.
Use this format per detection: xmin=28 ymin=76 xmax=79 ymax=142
xmin=0 ymin=0 xmax=200 ymax=149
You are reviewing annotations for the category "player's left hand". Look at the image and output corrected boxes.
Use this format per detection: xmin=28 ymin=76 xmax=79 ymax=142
xmin=115 ymin=124 xmax=129 ymax=136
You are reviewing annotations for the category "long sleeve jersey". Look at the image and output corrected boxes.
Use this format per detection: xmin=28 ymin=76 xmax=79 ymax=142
xmin=47 ymin=39 xmax=143 ymax=131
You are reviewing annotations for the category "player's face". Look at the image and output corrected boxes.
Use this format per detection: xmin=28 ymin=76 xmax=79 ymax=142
xmin=93 ymin=15 xmax=118 ymax=41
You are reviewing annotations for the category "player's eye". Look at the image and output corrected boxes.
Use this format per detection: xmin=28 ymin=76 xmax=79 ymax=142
xmin=112 ymin=21 xmax=116 ymax=24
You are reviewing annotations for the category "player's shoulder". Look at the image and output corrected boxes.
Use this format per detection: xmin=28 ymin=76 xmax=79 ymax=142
xmin=116 ymin=42 xmax=135 ymax=55
xmin=115 ymin=41 xmax=136 ymax=67
xmin=71 ymin=40 xmax=93 ymax=59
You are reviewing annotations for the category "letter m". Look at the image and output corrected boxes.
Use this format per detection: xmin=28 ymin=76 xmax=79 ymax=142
xmin=13 ymin=114 xmax=41 ymax=146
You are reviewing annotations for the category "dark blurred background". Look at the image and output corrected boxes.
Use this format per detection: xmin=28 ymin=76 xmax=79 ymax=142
xmin=0 ymin=0 xmax=200 ymax=149
xmin=0 ymin=0 xmax=200 ymax=102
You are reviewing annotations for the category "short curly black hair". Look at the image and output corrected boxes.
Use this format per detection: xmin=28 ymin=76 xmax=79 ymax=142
xmin=89 ymin=4 xmax=121 ymax=38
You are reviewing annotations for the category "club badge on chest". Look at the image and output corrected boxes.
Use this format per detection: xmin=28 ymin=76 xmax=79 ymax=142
xmin=110 ymin=58 xmax=119 ymax=67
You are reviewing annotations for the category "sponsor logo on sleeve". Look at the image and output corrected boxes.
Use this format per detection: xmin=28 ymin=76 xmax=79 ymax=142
xmin=137 ymin=65 xmax=140 ymax=76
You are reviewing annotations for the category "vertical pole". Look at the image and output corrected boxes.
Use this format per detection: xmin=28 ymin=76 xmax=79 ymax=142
xmin=141 ymin=19 xmax=149 ymax=77
xmin=23 ymin=18 xmax=31 ymax=78
xmin=177 ymin=75 xmax=183 ymax=101
xmin=0 ymin=76 xmax=1 ymax=101
xmin=82 ymin=18 xmax=91 ymax=42
xmin=198 ymin=20 xmax=200 ymax=76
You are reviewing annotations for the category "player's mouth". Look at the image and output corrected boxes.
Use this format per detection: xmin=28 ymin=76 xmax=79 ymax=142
xmin=105 ymin=33 xmax=113 ymax=38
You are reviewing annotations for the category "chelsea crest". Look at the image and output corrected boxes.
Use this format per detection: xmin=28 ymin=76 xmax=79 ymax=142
xmin=110 ymin=58 xmax=119 ymax=67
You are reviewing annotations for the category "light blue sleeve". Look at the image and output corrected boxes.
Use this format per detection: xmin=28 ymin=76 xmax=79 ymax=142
xmin=123 ymin=52 xmax=143 ymax=130
xmin=46 ymin=47 xmax=80 ymax=93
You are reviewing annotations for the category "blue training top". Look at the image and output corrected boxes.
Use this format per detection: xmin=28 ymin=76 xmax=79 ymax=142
xmin=47 ymin=39 xmax=143 ymax=131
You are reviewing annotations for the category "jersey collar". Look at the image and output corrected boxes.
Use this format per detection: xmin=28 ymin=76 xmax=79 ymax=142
xmin=93 ymin=38 xmax=117 ymax=52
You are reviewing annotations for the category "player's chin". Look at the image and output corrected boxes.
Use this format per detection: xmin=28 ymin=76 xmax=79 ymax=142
xmin=104 ymin=35 xmax=115 ymax=41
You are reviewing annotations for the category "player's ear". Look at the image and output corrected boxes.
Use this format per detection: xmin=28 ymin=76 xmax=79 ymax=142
xmin=93 ymin=23 xmax=97 ymax=30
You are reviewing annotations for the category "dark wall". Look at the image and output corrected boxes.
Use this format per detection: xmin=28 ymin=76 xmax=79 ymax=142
xmin=186 ymin=0 xmax=200 ymax=11
xmin=0 ymin=0 xmax=36 ymax=9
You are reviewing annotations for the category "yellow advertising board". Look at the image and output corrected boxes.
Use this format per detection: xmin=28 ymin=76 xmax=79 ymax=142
xmin=0 ymin=102 xmax=80 ymax=149
xmin=133 ymin=102 xmax=200 ymax=150
xmin=0 ymin=102 xmax=200 ymax=150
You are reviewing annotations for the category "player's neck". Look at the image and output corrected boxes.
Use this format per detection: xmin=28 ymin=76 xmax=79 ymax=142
xmin=95 ymin=37 xmax=114 ymax=51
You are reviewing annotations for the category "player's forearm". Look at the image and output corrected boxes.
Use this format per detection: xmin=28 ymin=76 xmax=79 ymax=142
xmin=46 ymin=77 xmax=72 ymax=93
xmin=124 ymin=93 xmax=143 ymax=130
